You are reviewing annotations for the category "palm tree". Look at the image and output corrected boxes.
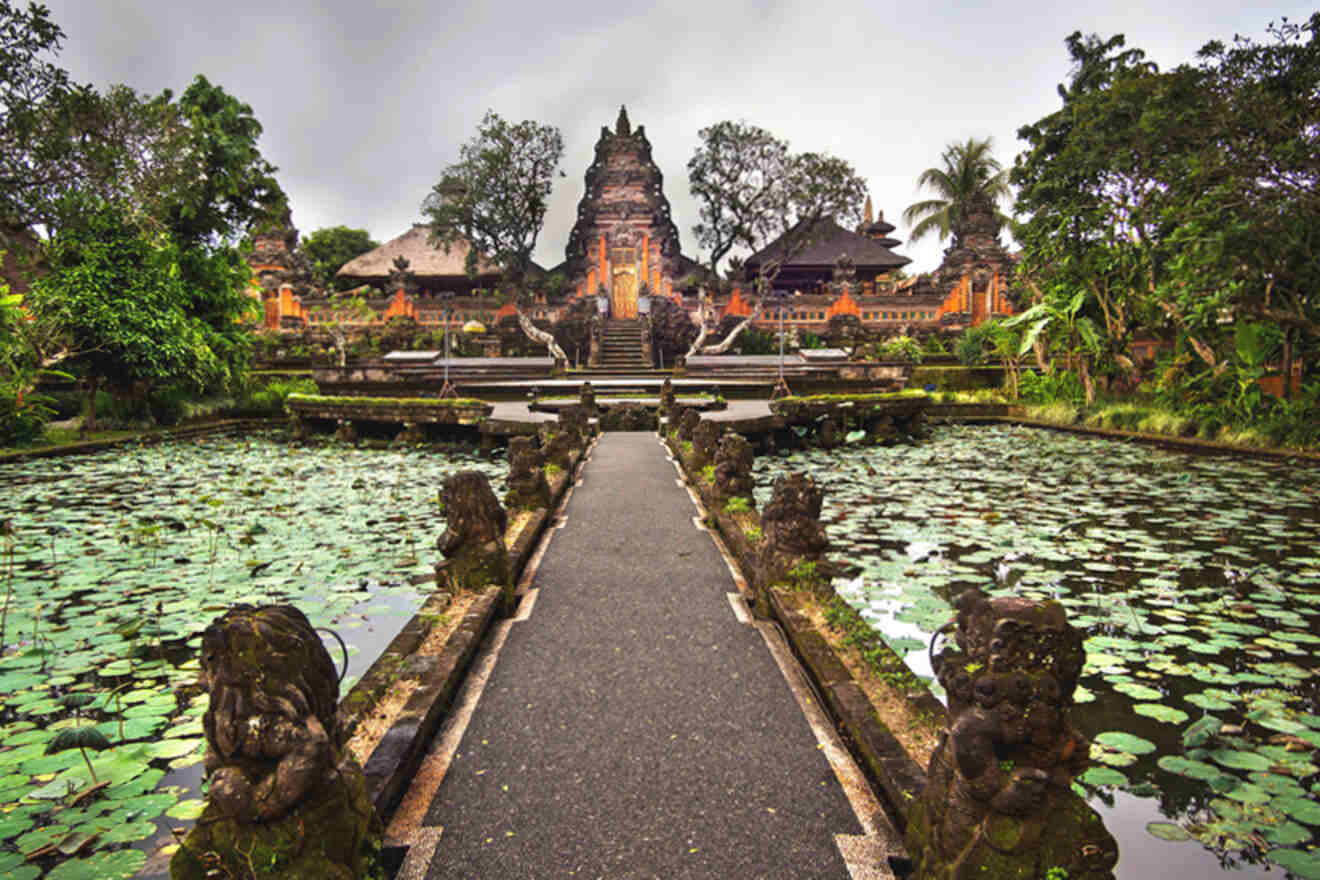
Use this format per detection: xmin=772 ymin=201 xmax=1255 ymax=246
xmin=903 ymin=138 xmax=1012 ymax=243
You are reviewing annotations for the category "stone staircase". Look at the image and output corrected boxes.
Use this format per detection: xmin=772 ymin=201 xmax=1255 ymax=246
xmin=594 ymin=319 xmax=649 ymax=371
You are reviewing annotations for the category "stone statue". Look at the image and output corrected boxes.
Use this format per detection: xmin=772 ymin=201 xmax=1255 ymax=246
xmin=691 ymin=419 xmax=722 ymax=470
xmin=579 ymin=381 xmax=597 ymax=413
xmin=171 ymin=605 xmax=380 ymax=880
xmin=756 ymin=472 xmax=830 ymax=608
xmin=659 ymin=377 xmax=676 ymax=416
xmin=713 ymin=433 xmax=756 ymax=509
xmin=435 ymin=471 xmax=511 ymax=598
xmin=906 ymin=588 xmax=1117 ymax=880
xmin=504 ymin=436 xmax=551 ymax=511
xmin=677 ymin=407 xmax=701 ymax=443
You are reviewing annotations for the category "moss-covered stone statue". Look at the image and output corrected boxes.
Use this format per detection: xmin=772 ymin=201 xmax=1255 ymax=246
xmin=171 ymin=604 xmax=381 ymax=880
xmin=713 ymin=432 xmax=756 ymax=509
xmin=505 ymin=436 xmax=551 ymax=510
xmin=435 ymin=470 xmax=512 ymax=601
xmin=906 ymin=588 xmax=1118 ymax=880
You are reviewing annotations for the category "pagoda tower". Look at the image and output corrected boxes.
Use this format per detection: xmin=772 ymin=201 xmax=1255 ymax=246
xmin=564 ymin=106 xmax=684 ymax=318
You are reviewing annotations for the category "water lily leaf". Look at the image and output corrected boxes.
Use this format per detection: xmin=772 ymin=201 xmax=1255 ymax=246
xmin=166 ymin=797 xmax=206 ymax=820
xmin=1134 ymin=703 xmax=1189 ymax=724
xmin=1270 ymin=848 xmax=1320 ymax=879
xmin=1113 ymin=681 xmax=1162 ymax=701
xmin=44 ymin=848 xmax=147 ymax=880
xmin=1079 ymin=766 xmax=1128 ymax=788
xmin=1093 ymin=731 xmax=1157 ymax=755
xmin=1265 ymin=820 xmax=1311 ymax=846
xmin=1158 ymin=755 xmax=1222 ymax=781
xmin=1275 ymin=796 xmax=1320 ymax=826
xmin=1209 ymin=749 xmax=1273 ymax=772
xmin=1182 ymin=716 xmax=1223 ymax=748
xmin=1145 ymin=821 xmax=1191 ymax=842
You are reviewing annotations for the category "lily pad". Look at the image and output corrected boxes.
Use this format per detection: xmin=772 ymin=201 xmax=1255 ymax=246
xmin=1146 ymin=821 xmax=1191 ymax=842
xmin=1134 ymin=703 xmax=1190 ymax=725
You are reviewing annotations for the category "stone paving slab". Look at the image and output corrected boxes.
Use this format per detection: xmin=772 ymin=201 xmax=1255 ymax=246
xmin=408 ymin=432 xmax=865 ymax=879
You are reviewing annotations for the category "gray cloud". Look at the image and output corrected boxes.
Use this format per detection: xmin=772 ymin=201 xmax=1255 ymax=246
xmin=44 ymin=0 xmax=1313 ymax=274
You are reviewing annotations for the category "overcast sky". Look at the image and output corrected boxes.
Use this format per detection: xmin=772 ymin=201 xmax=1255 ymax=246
xmin=44 ymin=0 xmax=1312 ymax=275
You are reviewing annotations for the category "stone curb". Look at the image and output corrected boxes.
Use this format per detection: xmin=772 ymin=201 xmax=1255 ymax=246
xmin=0 ymin=417 xmax=281 ymax=463
xmin=769 ymin=589 xmax=933 ymax=834
xmin=664 ymin=430 xmax=931 ymax=834
xmin=343 ymin=441 xmax=587 ymax=825
xmin=360 ymin=584 xmax=503 ymax=821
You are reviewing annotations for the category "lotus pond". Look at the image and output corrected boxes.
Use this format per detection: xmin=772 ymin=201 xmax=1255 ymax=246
xmin=0 ymin=433 xmax=506 ymax=879
xmin=756 ymin=425 xmax=1320 ymax=879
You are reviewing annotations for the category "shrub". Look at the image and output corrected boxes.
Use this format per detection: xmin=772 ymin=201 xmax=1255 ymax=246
xmin=877 ymin=335 xmax=923 ymax=364
xmin=0 ymin=386 xmax=55 ymax=444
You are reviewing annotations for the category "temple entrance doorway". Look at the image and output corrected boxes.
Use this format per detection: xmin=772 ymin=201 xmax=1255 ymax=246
xmin=610 ymin=247 xmax=638 ymax=318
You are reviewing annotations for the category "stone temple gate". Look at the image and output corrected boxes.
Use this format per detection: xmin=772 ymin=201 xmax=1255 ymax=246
xmin=563 ymin=106 xmax=698 ymax=314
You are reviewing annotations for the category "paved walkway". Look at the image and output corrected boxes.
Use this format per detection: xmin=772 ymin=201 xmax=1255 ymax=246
xmin=389 ymin=433 xmax=897 ymax=879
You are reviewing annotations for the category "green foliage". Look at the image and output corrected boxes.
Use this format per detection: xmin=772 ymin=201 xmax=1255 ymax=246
xmin=300 ymin=226 xmax=379 ymax=290
xmin=700 ymin=464 xmax=715 ymax=483
xmin=903 ymin=137 xmax=1011 ymax=243
xmin=875 ymin=335 xmax=923 ymax=364
xmin=29 ymin=197 xmax=223 ymax=425
xmin=723 ymin=496 xmax=752 ymax=514
xmin=1014 ymin=16 xmax=1320 ymax=423
xmin=1017 ymin=370 xmax=1085 ymax=406
xmin=285 ymin=393 xmax=487 ymax=409
xmin=241 ymin=377 xmax=318 ymax=413
xmin=954 ymin=325 xmax=994 ymax=365
xmin=742 ymin=523 xmax=762 ymax=542
xmin=421 ymin=110 xmax=564 ymax=286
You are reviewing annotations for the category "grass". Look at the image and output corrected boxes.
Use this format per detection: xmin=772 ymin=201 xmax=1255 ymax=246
xmin=285 ymin=393 xmax=488 ymax=408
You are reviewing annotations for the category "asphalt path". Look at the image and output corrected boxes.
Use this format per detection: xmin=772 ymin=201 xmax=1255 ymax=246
xmin=418 ymin=432 xmax=861 ymax=879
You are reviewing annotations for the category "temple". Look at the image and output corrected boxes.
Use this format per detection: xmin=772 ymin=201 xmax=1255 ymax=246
xmin=250 ymin=107 xmax=1016 ymax=338
xmin=560 ymin=106 xmax=703 ymax=314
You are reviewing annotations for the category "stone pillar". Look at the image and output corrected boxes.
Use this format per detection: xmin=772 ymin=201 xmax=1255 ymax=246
xmin=906 ymin=588 xmax=1117 ymax=880
xmin=170 ymin=605 xmax=381 ymax=880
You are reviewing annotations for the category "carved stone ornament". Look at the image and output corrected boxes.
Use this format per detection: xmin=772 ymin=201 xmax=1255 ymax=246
xmin=906 ymin=588 xmax=1118 ymax=880
xmin=170 ymin=605 xmax=380 ymax=880
xmin=435 ymin=471 xmax=511 ymax=597
xmin=713 ymin=433 xmax=756 ymax=507
xmin=504 ymin=435 xmax=551 ymax=511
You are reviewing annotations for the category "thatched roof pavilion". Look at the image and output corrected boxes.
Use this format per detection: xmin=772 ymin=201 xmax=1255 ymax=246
xmin=336 ymin=224 xmax=506 ymax=295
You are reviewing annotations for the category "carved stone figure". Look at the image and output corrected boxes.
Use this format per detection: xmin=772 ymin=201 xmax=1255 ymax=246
xmin=906 ymin=588 xmax=1117 ymax=880
xmin=559 ymin=404 xmax=590 ymax=444
xmin=579 ymin=381 xmax=597 ymax=413
xmin=334 ymin=419 xmax=357 ymax=444
xmin=659 ymin=377 xmax=676 ymax=415
xmin=504 ymin=436 xmax=550 ymax=511
xmin=538 ymin=422 xmax=575 ymax=471
xmin=760 ymin=473 xmax=828 ymax=560
xmin=395 ymin=421 xmax=424 ymax=446
xmin=171 ymin=605 xmax=380 ymax=880
xmin=677 ymin=407 xmax=701 ymax=443
xmin=691 ymin=419 xmax=722 ymax=469
xmin=435 ymin=471 xmax=511 ymax=597
xmin=713 ymin=433 xmax=755 ymax=509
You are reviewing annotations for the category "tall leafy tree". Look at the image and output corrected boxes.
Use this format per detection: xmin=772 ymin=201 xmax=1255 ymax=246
xmin=1014 ymin=16 xmax=1320 ymax=411
xmin=300 ymin=226 xmax=379 ymax=290
xmin=687 ymin=121 xmax=867 ymax=286
xmin=28 ymin=197 xmax=219 ymax=429
xmin=0 ymin=0 xmax=83 ymax=233
xmin=902 ymin=137 xmax=1011 ymax=243
xmin=687 ymin=121 xmax=789 ymax=278
xmin=421 ymin=109 xmax=564 ymax=288
xmin=422 ymin=110 xmax=567 ymax=360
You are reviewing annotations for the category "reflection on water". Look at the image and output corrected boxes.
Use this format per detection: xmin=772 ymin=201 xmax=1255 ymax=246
xmin=755 ymin=425 xmax=1319 ymax=878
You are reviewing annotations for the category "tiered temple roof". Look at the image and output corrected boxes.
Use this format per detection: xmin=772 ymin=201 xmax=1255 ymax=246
xmin=561 ymin=107 xmax=694 ymax=301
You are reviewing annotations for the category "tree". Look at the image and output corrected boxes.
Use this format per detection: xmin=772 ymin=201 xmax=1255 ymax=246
xmin=312 ymin=289 xmax=375 ymax=367
xmin=687 ymin=122 xmax=868 ymax=284
xmin=300 ymin=226 xmax=379 ymax=290
xmin=687 ymin=121 xmax=789 ymax=277
xmin=422 ymin=110 xmax=566 ymax=360
xmin=0 ymin=0 xmax=82 ymax=232
xmin=1013 ymin=16 xmax=1320 ymax=416
xmin=422 ymin=110 xmax=563 ymax=287
xmin=27 ymin=197 xmax=219 ymax=429
xmin=902 ymin=137 xmax=1011 ymax=244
